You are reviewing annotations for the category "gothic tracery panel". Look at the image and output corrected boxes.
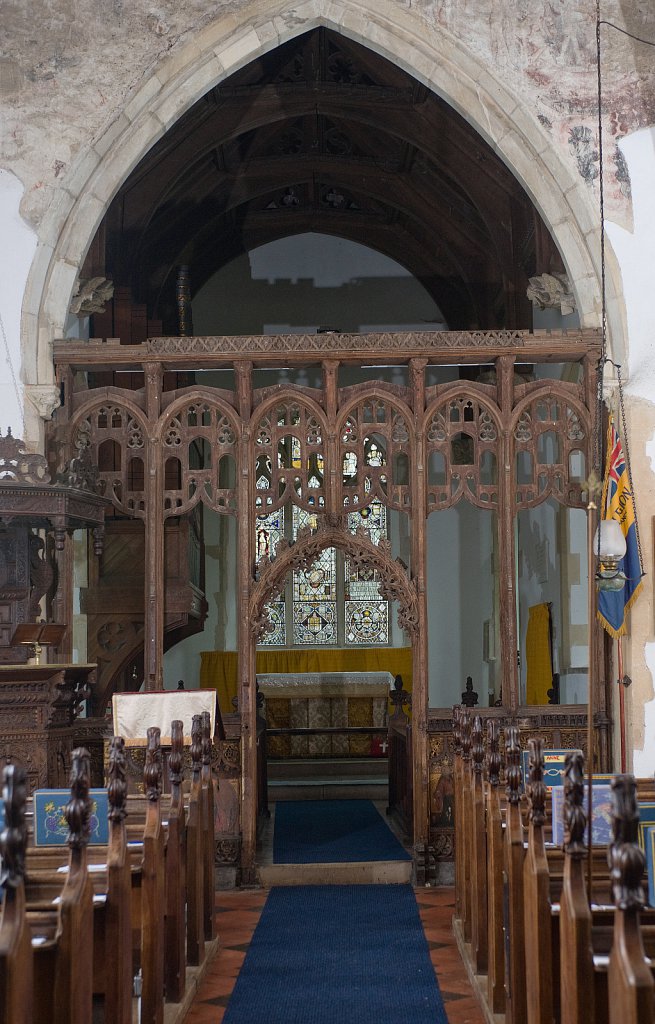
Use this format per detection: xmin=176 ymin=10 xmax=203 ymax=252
xmin=512 ymin=389 xmax=589 ymax=509
xmin=338 ymin=396 xmax=412 ymax=512
xmin=425 ymin=392 xmax=501 ymax=511
xmin=252 ymin=400 xmax=326 ymax=514
xmin=72 ymin=402 xmax=148 ymax=518
xmin=161 ymin=399 xmax=238 ymax=517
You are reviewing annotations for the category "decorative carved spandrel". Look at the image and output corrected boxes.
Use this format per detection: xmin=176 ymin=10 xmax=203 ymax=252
xmin=66 ymin=747 xmax=92 ymax=850
xmin=0 ymin=763 xmax=28 ymax=888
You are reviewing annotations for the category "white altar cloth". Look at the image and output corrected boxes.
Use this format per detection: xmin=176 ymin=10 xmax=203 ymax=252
xmin=256 ymin=671 xmax=393 ymax=699
xmin=112 ymin=691 xmax=216 ymax=746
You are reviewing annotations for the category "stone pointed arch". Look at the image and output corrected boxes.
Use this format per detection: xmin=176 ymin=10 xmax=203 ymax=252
xmin=249 ymin=518 xmax=419 ymax=643
xmin=24 ymin=0 xmax=622 ymax=440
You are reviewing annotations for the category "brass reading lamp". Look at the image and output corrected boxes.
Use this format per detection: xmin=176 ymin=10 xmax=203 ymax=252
xmin=11 ymin=623 xmax=67 ymax=665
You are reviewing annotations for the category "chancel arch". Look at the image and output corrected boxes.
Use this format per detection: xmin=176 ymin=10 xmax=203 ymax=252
xmin=23 ymin=0 xmax=625 ymax=449
xmin=32 ymin=4 xmax=618 ymax=882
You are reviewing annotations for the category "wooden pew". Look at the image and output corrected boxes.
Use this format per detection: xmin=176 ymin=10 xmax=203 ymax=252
xmin=469 ymin=715 xmax=488 ymax=974
xmin=452 ymin=705 xmax=463 ymax=923
xmin=165 ymin=719 xmax=186 ymax=1004
xmin=504 ymin=725 xmax=527 ymax=1024
xmin=460 ymin=710 xmax=473 ymax=944
xmin=29 ymin=747 xmax=95 ymax=1024
xmin=97 ymin=734 xmax=132 ymax=1024
xmin=485 ymin=718 xmax=505 ymax=1014
xmin=607 ymin=774 xmax=655 ymax=1024
xmin=186 ymin=713 xmax=205 ymax=967
xmin=559 ymin=749 xmax=597 ymax=1024
xmin=0 ymin=763 xmax=33 ymax=1024
xmin=139 ymin=726 xmax=166 ymax=1024
xmin=523 ymin=737 xmax=554 ymax=1024
xmin=201 ymin=709 xmax=216 ymax=944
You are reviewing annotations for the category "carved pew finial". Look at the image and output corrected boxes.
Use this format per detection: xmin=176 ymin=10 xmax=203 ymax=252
xmin=201 ymin=710 xmax=212 ymax=768
xmin=461 ymin=710 xmax=472 ymax=763
xmin=453 ymin=705 xmax=463 ymax=756
xmin=169 ymin=720 xmax=184 ymax=792
xmin=563 ymin=750 xmax=586 ymax=855
xmin=144 ymin=726 xmax=162 ymax=802
xmin=486 ymin=719 xmax=500 ymax=787
xmin=610 ymin=774 xmax=645 ymax=912
xmin=472 ymin=716 xmax=484 ymax=776
xmin=505 ymin=725 xmax=521 ymax=806
xmin=191 ymin=714 xmax=202 ymax=780
xmin=66 ymin=747 xmax=92 ymax=850
xmin=527 ymin=737 xmax=546 ymax=828
xmin=0 ymin=763 xmax=27 ymax=888
xmin=107 ymin=736 xmax=127 ymax=823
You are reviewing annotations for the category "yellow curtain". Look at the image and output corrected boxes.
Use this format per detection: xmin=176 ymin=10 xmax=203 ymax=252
xmin=525 ymin=603 xmax=552 ymax=705
xmin=200 ymin=647 xmax=413 ymax=714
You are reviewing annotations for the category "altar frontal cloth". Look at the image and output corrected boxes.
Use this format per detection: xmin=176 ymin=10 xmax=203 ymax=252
xmin=112 ymin=691 xmax=216 ymax=745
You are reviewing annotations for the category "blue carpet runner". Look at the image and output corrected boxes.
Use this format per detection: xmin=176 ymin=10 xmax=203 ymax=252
xmin=273 ymin=799 xmax=411 ymax=863
xmin=222 ymin=885 xmax=448 ymax=1024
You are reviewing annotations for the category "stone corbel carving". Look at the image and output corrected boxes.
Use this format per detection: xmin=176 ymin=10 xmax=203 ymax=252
xmin=24 ymin=384 xmax=61 ymax=421
xmin=526 ymin=273 xmax=576 ymax=316
xmin=70 ymin=277 xmax=114 ymax=317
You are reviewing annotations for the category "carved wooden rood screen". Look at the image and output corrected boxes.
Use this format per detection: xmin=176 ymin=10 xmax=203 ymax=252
xmin=50 ymin=328 xmax=604 ymax=878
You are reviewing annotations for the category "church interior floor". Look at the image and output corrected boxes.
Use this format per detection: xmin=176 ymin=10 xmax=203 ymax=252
xmin=183 ymin=887 xmax=486 ymax=1024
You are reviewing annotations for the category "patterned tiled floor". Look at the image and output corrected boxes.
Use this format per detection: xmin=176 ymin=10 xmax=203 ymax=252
xmin=183 ymin=887 xmax=485 ymax=1024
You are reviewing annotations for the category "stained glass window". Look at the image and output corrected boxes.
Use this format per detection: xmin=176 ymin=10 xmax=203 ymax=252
xmin=259 ymin=601 xmax=286 ymax=646
xmin=345 ymin=601 xmax=388 ymax=644
xmin=255 ymin=508 xmax=284 ymax=564
xmin=343 ymin=499 xmax=388 ymax=643
xmin=293 ymin=601 xmax=337 ymax=644
xmin=255 ymin=498 xmax=389 ymax=647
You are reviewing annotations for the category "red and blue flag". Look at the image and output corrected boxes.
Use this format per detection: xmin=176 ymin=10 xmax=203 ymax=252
xmin=597 ymin=417 xmax=643 ymax=638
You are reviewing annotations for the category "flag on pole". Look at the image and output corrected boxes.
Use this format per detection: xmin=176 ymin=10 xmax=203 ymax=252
xmin=597 ymin=417 xmax=643 ymax=638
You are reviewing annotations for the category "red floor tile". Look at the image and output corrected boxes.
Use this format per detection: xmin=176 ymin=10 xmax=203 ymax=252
xmin=183 ymin=887 xmax=486 ymax=1024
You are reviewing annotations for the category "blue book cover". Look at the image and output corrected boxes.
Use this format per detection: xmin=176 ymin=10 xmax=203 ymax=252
xmin=33 ymin=789 xmax=109 ymax=846
xmin=637 ymin=803 xmax=655 ymax=850
xmin=522 ymin=749 xmax=582 ymax=790
xmin=551 ymin=783 xmax=613 ymax=846
xmin=644 ymin=825 xmax=655 ymax=909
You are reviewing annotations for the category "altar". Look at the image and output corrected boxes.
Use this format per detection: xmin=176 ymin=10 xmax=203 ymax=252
xmin=257 ymin=671 xmax=392 ymax=758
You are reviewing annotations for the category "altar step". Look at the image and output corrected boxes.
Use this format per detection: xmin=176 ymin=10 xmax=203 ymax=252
xmin=267 ymin=757 xmax=388 ymax=802
xmin=259 ymin=859 xmax=412 ymax=887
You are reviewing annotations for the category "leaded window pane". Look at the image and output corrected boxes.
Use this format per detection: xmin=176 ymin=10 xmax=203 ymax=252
xmin=292 ymin=546 xmax=336 ymax=601
xmin=259 ymin=601 xmax=287 ymax=646
xmin=345 ymin=601 xmax=388 ymax=644
xmin=255 ymin=508 xmax=284 ymax=564
xmin=293 ymin=601 xmax=337 ymax=644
